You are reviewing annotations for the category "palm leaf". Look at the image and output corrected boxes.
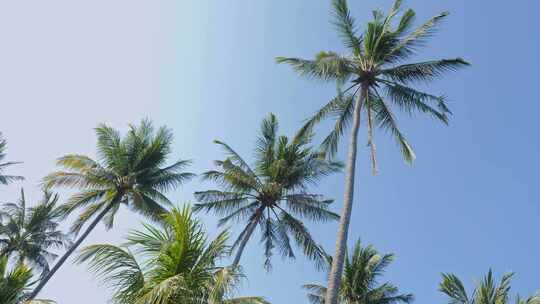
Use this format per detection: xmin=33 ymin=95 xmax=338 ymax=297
xmin=331 ymin=0 xmax=362 ymax=54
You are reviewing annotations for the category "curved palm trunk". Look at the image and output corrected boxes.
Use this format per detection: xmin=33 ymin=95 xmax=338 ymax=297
xmin=231 ymin=209 xmax=262 ymax=268
xmin=27 ymin=194 xmax=122 ymax=300
xmin=325 ymin=86 xmax=366 ymax=304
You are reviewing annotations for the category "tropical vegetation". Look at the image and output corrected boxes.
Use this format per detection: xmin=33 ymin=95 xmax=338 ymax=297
xmin=439 ymin=270 xmax=540 ymax=304
xmin=77 ymin=206 xmax=269 ymax=304
xmin=0 ymin=133 xmax=23 ymax=186
xmin=303 ymin=240 xmax=413 ymax=304
xmin=0 ymin=256 xmax=53 ymax=304
xmin=194 ymin=113 xmax=342 ymax=269
xmin=28 ymin=120 xmax=195 ymax=299
xmin=277 ymin=0 xmax=469 ymax=302
xmin=0 ymin=190 xmax=70 ymax=278
xmin=3 ymin=2 xmax=528 ymax=304
xmin=0 ymin=256 xmax=32 ymax=304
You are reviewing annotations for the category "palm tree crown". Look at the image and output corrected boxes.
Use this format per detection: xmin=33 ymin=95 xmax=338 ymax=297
xmin=0 ymin=133 xmax=23 ymax=185
xmin=77 ymin=206 xmax=269 ymax=304
xmin=439 ymin=270 xmax=540 ymax=304
xmin=0 ymin=189 xmax=70 ymax=278
xmin=44 ymin=119 xmax=195 ymax=234
xmin=304 ymin=240 xmax=413 ymax=304
xmin=29 ymin=119 xmax=194 ymax=299
xmin=194 ymin=113 xmax=342 ymax=269
xmin=277 ymin=0 xmax=469 ymax=172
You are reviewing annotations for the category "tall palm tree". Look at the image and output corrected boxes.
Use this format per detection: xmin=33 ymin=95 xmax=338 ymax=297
xmin=194 ymin=113 xmax=342 ymax=269
xmin=77 ymin=206 xmax=269 ymax=304
xmin=28 ymin=119 xmax=195 ymax=299
xmin=277 ymin=1 xmax=469 ymax=302
xmin=0 ymin=133 xmax=23 ymax=185
xmin=303 ymin=240 xmax=413 ymax=304
xmin=0 ymin=189 xmax=70 ymax=278
xmin=439 ymin=270 xmax=540 ymax=304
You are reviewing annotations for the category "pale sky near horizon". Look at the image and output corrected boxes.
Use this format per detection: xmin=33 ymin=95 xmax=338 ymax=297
xmin=1 ymin=1 xmax=539 ymax=303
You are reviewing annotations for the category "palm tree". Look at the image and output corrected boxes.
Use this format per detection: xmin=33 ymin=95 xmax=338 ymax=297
xmin=0 ymin=256 xmax=32 ymax=304
xmin=77 ymin=206 xmax=269 ymax=304
xmin=277 ymin=1 xmax=469 ymax=302
xmin=303 ymin=240 xmax=413 ymax=304
xmin=439 ymin=270 xmax=540 ymax=304
xmin=0 ymin=257 xmax=55 ymax=304
xmin=28 ymin=119 xmax=195 ymax=299
xmin=194 ymin=113 xmax=342 ymax=270
xmin=0 ymin=189 xmax=70 ymax=278
xmin=0 ymin=133 xmax=23 ymax=185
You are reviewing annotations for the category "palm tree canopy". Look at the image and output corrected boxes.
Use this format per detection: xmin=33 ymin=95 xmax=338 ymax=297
xmin=77 ymin=206 xmax=269 ymax=304
xmin=439 ymin=270 xmax=540 ymax=304
xmin=277 ymin=0 xmax=469 ymax=172
xmin=0 ymin=189 xmax=70 ymax=278
xmin=304 ymin=240 xmax=413 ymax=304
xmin=0 ymin=133 xmax=24 ymax=185
xmin=194 ymin=113 xmax=342 ymax=269
xmin=43 ymin=119 xmax=195 ymax=234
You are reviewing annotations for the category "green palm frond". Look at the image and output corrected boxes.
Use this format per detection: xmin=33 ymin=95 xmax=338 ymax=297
xmin=78 ymin=207 xmax=267 ymax=304
xmin=494 ymin=272 xmax=513 ymax=304
xmin=295 ymin=92 xmax=352 ymax=143
xmin=224 ymin=297 xmax=271 ymax=304
xmin=303 ymin=283 xmax=327 ymax=304
xmin=193 ymin=190 xmax=252 ymax=218
xmin=380 ymin=58 xmax=470 ymax=84
xmin=69 ymin=201 xmax=108 ymax=235
xmin=331 ymin=0 xmax=362 ymax=54
xmin=386 ymin=11 xmax=450 ymax=63
xmin=0 ymin=133 xmax=24 ymax=186
xmin=439 ymin=270 xmax=537 ymax=304
xmin=279 ymin=211 xmax=326 ymax=270
xmin=370 ymin=91 xmax=415 ymax=164
xmin=216 ymin=202 xmax=260 ymax=228
xmin=382 ymin=81 xmax=450 ymax=124
xmin=516 ymin=294 xmax=540 ymax=304
xmin=320 ymin=93 xmax=356 ymax=157
xmin=0 ymin=256 xmax=33 ymax=304
xmin=214 ymin=140 xmax=259 ymax=181
xmin=284 ymin=194 xmax=339 ymax=222
xmin=275 ymin=52 xmax=354 ymax=82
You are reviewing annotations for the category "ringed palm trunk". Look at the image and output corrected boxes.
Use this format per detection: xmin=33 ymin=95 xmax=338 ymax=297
xmin=27 ymin=192 xmax=123 ymax=300
xmin=231 ymin=208 xmax=263 ymax=267
xmin=325 ymin=85 xmax=366 ymax=304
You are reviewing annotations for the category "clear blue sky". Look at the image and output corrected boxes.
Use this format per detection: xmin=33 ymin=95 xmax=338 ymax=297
xmin=1 ymin=0 xmax=539 ymax=303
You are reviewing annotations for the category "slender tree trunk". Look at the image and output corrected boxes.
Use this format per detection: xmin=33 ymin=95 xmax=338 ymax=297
xmin=27 ymin=194 xmax=122 ymax=300
xmin=325 ymin=85 xmax=366 ymax=304
xmin=231 ymin=209 xmax=262 ymax=268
